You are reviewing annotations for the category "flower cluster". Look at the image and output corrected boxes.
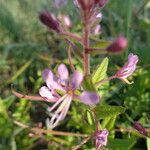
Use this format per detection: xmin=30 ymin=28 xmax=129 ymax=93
xmin=13 ymin=0 xmax=140 ymax=149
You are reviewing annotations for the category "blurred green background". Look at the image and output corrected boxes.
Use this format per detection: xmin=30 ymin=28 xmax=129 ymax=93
xmin=0 ymin=0 xmax=150 ymax=149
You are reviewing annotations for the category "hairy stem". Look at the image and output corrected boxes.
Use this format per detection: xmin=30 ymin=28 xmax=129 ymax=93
xmin=83 ymin=12 xmax=90 ymax=75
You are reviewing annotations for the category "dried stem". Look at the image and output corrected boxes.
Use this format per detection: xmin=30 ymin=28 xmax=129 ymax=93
xmin=95 ymin=75 xmax=117 ymax=86
xmin=115 ymin=126 xmax=150 ymax=138
xmin=71 ymin=136 xmax=92 ymax=150
xmin=12 ymin=89 xmax=57 ymax=102
xmin=14 ymin=120 xmax=89 ymax=137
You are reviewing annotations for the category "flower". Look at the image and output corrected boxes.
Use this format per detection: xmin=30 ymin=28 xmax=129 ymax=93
xmin=39 ymin=64 xmax=100 ymax=128
xmin=116 ymin=53 xmax=139 ymax=84
xmin=95 ymin=129 xmax=109 ymax=150
xmin=106 ymin=36 xmax=128 ymax=53
xmin=39 ymin=10 xmax=61 ymax=32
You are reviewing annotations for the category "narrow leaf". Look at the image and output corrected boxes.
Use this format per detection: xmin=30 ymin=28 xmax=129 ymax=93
xmin=6 ymin=59 xmax=32 ymax=84
xmin=147 ymin=138 xmax=150 ymax=150
xmin=92 ymin=57 xmax=109 ymax=84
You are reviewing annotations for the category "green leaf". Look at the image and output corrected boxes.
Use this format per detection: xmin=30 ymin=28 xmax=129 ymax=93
xmin=82 ymin=75 xmax=96 ymax=91
xmin=102 ymin=116 xmax=117 ymax=130
xmin=95 ymin=105 xmax=126 ymax=119
xmin=91 ymin=40 xmax=111 ymax=49
xmin=6 ymin=59 xmax=32 ymax=85
xmin=147 ymin=138 xmax=150 ymax=150
xmin=0 ymin=98 xmax=9 ymax=119
xmin=108 ymin=139 xmax=136 ymax=150
xmin=92 ymin=57 xmax=109 ymax=84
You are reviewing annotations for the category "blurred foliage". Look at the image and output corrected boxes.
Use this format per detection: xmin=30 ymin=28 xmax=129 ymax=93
xmin=0 ymin=0 xmax=150 ymax=149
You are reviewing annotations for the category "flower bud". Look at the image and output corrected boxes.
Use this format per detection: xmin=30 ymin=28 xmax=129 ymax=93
xmin=106 ymin=36 xmax=128 ymax=53
xmin=98 ymin=0 xmax=108 ymax=7
xmin=39 ymin=10 xmax=60 ymax=32
xmin=133 ymin=122 xmax=148 ymax=135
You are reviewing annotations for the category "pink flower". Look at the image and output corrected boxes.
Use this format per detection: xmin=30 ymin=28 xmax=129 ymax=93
xmin=39 ymin=64 xmax=100 ymax=128
xmin=116 ymin=53 xmax=139 ymax=84
xmin=95 ymin=129 xmax=109 ymax=150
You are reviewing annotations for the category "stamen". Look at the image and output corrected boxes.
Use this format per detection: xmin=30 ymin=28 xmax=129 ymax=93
xmin=48 ymin=94 xmax=68 ymax=112
xmin=48 ymin=95 xmax=73 ymax=128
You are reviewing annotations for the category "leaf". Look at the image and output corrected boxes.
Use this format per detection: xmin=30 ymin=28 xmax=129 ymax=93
xmin=102 ymin=116 xmax=117 ymax=130
xmin=147 ymin=138 xmax=150 ymax=150
xmin=6 ymin=59 xmax=32 ymax=84
xmin=95 ymin=105 xmax=126 ymax=119
xmin=92 ymin=57 xmax=109 ymax=84
xmin=82 ymin=75 xmax=96 ymax=91
xmin=3 ymin=96 xmax=15 ymax=109
xmin=0 ymin=98 xmax=9 ymax=119
xmin=108 ymin=138 xmax=136 ymax=150
xmin=0 ymin=4 xmax=22 ymax=41
xmin=91 ymin=40 xmax=111 ymax=49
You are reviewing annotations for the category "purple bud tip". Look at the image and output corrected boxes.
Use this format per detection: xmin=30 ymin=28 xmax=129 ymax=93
xmin=106 ymin=36 xmax=128 ymax=53
xmin=133 ymin=122 xmax=148 ymax=135
xmin=94 ymin=0 xmax=108 ymax=7
xmin=39 ymin=10 xmax=60 ymax=32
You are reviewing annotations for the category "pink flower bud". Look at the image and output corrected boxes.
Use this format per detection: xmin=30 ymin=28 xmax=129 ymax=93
xmin=39 ymin=11 xmax=60 ymax=32
xmin=106 ymin=36 xmax=128 ymax=53
xmin=133 ymin=122 xmax=148 ymax=135
xmin=98 ymin=0 xmax=108 ymax=7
